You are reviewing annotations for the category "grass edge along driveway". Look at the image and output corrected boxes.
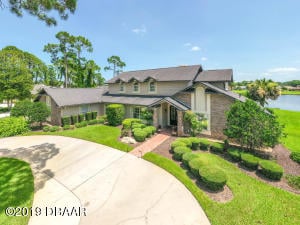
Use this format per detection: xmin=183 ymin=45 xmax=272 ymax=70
xmin=143 ymin=152 xmax=300 ymax=225
xmin=0 ymin=157 xmax=34 ymax=225
xmin=25 ymin=124 xmax=133 ymax=152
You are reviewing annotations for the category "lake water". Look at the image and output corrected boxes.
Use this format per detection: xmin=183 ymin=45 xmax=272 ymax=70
xmin=267 ymin=95 xmax=300 ymax=111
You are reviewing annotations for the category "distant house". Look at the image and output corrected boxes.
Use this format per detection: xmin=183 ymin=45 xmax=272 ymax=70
xmin=37 ymin=65 xmax=246 ymax=137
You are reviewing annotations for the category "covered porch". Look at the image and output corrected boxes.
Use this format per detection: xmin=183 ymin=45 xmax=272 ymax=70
xmin=149 ymin=97 xmax=190 ymax=136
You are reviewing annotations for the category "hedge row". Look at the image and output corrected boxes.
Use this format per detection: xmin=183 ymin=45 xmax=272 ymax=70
xmin=61 ymin=111 xmax=98 ymax=126
xmin=132 ymin=126 xmax=157 ymax=142
xmin=122 ymin=118 xmax=142 ymax=129
xmin=259 ymin=160 xmax=283 ymax=180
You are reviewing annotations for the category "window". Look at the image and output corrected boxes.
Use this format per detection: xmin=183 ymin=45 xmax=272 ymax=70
xmin=133 ymin=107 xmax=141 ymax=118
xmin=133 ymin=81 xmax=139 ymax=92
xmin=120 ymin=82 xmax=125 ymax=92
xmin=149 ymin=81 xmax=156 ymax=92
xmin=81 ymin=104 xmax=89 ymax=114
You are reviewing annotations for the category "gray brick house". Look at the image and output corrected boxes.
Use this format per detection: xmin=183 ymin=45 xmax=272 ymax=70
xmin=37 ymin=65 xmax=246 ymax=137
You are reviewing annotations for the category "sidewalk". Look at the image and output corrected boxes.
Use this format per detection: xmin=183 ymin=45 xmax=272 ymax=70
xmin=130 ymin=133 xmax=170 ymax=157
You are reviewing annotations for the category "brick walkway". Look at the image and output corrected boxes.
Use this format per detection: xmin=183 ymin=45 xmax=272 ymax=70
xmin=130 ymin=133 xmax=170 ymax=157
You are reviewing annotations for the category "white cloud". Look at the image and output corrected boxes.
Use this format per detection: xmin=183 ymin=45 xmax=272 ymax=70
xmin=190 ymin=46 xmax=201 ymax=51
xmin=183 ymin=42 xmax=191 ymax=47
xmin=267 ymin=67 xmax=300 ymax=73
xmin=132 ymin=25 xmax=147 ymax=35
xmin=201 ymin=57 xmax=207 ymax=61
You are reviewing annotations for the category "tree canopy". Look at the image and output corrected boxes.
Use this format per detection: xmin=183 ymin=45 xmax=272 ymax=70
xmin=0 ymin=0 xmax=77 ymax=26
xmin=246 ymin=79 xmax=281 ymax=107
xmin=0 ymin=47 xmax=33 ymax=107
xmin=44 ymin=31 xmax=104 ymax=87
xmin=224 ymin=100 xmax=284 ymax=151
xmin=104 ymin=55 xmax=126 ymax=77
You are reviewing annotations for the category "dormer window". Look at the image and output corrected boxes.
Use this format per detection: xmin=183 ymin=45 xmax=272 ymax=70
xmin=119 ymin=82 xmax=125 ymax=92
xmin=149 ymin=81 xmax=156 ymax=93
xmin=133 ymin=81 xmax=139 ymax=92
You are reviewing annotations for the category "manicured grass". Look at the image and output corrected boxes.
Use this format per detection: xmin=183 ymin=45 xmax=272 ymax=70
xmin=0 ymin=157 xmax=34 ymax=225
xmin=274 ymin=109 xmax=300 ymax=153
xmin=143 ymin=152 xmax=300 ymax=225
xmin=25 ymin=125 xmax=133 ymax=152
xmin=281 ymin=90 xmax=300 ymax=95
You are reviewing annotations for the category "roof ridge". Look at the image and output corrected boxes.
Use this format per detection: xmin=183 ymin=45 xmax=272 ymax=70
xmin=120 ymin=64 xmax=201 ymax=74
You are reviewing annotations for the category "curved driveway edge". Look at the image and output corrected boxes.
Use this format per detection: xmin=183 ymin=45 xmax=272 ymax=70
xmin=0 ymin=135 xmax=210 ymax=225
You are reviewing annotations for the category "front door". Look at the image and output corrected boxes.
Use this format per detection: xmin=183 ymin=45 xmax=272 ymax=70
xmin=169 ymin=105 xmax=177 ymax=126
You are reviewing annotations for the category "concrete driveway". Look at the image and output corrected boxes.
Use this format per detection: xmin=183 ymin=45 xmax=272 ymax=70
xmin=0 ymin=136 xmax=210 ymax=225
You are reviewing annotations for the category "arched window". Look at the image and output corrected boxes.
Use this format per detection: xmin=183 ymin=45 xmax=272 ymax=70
xmin=149 ymin=81 xmax=156 ymax=92
xmin=133 ymin=81 xmax=139 ymax=92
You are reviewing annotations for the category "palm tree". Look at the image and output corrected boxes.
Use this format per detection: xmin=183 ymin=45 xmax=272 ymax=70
xmin=247 ymin=78 xmax=281 ymax=107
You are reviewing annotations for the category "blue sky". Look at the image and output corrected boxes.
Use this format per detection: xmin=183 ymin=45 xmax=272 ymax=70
xmin=1 ymin=0 xmax=300 ymax=82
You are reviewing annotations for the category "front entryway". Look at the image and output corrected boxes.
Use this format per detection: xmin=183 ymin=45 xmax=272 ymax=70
xmin=169 ymin=105 xmax=177 ymax=126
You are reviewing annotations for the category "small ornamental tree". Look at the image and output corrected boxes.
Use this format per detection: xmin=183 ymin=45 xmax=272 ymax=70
xmin=106 ymin=104 xmax=125 ymax=126
xmin=28 ymin=102 xmax=50 ymax=126
xmin=224 ymin=100 xmax=284 ymax=151
xmin=184 ymin=111 xmax=206 ymax=136
xmin=11 ymin=100 xmax=32 ymax=119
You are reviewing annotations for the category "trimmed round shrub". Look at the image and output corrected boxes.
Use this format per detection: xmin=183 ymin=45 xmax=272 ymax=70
xmin=188 ymin=158 xmax=206 ymax=178
xmin=85 ymin=112 xmax=93 ymax=121
xmin=134 ymin=129 xmax=147 ymax=142
xmin=49 ymin=126 xmax=59 ymax=132
xmin=75 ymin=122 xmax=82 ymax=128
xmin=227 ymin=148 xmax=241 ymax=162
xmin=147 ymin=125 xmax=157 ymax=134
xmin=97 ymin=118 xmax=105 ymax=124
xmin=199 ymin=166 xmax=227 ymax=191
xmin=188 ymin=137 xmax=201 ymax=150
xmin=210 ymin=142 xmax=224 ymax=154
xmin=182 ymin=152 xmax=199 ymax=167
xmin=199 ymin=138 xmax=210 ymax=150
xmin=259 ymin=160 xmax=284 ymax=180
xmin=290 ymin=152 xmax=300 ymax=164
xmin=81 ymin=121 xmax=88 ymax=127
xmin=171 ymin=140 xmax=187 ymax=151
xmin=132 ymin=123 xmax=146 ymax=129
xmin=106 ymin=104 xmax=125 ymax=126
xmin=87 ymin=119 xmax=98 ymax=125
xmin=71 ymin=115 xmax=78 ymax=124
xmin=78 ymin=114 xmax=85 ymax=122
xmin=241 ymin=153 xmax=260 ymax=170
xmin=63 ymin=125 xmax=71 ymax=130
xmin=176 ymin=138 xmax=192 ymax=148
xmin=143 ymin=126 xmax=153 ymax=138
xmin=173 ymin=146 xmax=192 ymax=161
xmin=132 ymin=127 xmax=142 ymax=135
xmin=91 ymin=111 xmax=98 ymax=119
xmin=122 ymin=118 xmax=142 ymax=129
xmin=0 ymin=117 xmax=29 ymax=137
xmin=43 ymin=126 xmax=50 ymax=132
xmin=61 ymin=116 xmax=71 ymax=126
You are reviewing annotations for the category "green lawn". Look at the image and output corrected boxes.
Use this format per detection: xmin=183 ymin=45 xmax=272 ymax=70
xmin=281 ymin=90 xmax=300 ymax=95
xmin=25 ymin=124 xmax=133 ymax=152
xmin=143 ymin=152 xmax=300 ymax=225
xmin=0 ymin=158 xmax=34 ymax=225
xmin=274 ymin=109 xmax=300 ymax=153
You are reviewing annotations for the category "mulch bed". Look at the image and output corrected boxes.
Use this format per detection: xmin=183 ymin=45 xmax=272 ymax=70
xmin=152 ymin=137 xmax=300 ymax=202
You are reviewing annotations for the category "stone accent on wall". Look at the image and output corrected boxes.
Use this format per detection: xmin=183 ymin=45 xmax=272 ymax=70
xmin=177 ymin=110 xmax=184 ymax=136
xmin=210 ymin=94 xmax=234 ymax=138
xmin=173 ymin=91 xmax=191 ymax=107
xmin=153 ymin=107 xmax=159 ymax=127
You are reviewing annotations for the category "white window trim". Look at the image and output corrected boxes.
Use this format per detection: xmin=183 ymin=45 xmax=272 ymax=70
xmin=132 ymin=81 xmax=140 ymax=93
xmin=133 ymin=106 xmax=142 ymax=119
xmin=148 ymin=80 xmax=157 ymax=93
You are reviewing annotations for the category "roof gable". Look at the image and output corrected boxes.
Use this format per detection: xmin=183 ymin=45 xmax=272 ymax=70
xmin=40 ymin=86 xmax=108 ymax=107
xmin=106 ymin=65 xmax=202 ymax=83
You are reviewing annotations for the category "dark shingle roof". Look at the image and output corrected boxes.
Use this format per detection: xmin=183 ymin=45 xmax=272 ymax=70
xmin=201 ymin=82 xmax=246 ymax=102
xmin=194 ymin=69 xmax=233 ymax=82
xmin=106 ymin=65 xmax=202 ymax=83
xmin=102 ymin=94 xmax=162 ymax=106
xmin=41 ymin=86 xmax=108 ymax=107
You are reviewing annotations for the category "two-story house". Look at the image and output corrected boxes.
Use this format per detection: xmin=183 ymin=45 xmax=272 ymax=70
xmin=37 ymin=65 xmax=246 ymax=137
